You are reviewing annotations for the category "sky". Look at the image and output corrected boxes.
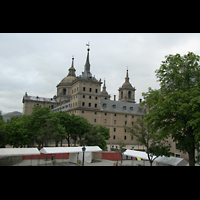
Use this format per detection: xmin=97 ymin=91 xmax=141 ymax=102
xmin=1 ymin=33 xmax=200 ymax=114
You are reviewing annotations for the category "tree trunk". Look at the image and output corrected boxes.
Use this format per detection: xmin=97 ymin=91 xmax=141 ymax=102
xmin=67 ymin=137 xmax=70 ymax=147
xmin=188 ymin=147 xmax=195 ymax=166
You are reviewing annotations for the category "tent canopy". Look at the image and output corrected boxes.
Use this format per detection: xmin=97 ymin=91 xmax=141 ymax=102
xmin=0 ymin=148 xmax=40 ymax=156
xmin=123 ymin=149 xmax=189 ymax=166
xmin=154 ymin=156 xmax=188 ymax=166
xmin=40 ymin=146 xmax=102 ymax=154
xmin=123 ymin=149 xmax=156 ymax=160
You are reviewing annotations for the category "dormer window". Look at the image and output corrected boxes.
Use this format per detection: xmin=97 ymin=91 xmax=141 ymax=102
xmin=112 ymin=105 xmax=116 ymax=108
xmin=123 ymin=106 xmax=126 ymax=110
xmin=103 ymin=103 xmax=107 ymax=108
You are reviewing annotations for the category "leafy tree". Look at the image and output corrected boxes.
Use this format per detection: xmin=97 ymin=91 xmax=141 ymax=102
xmin=0 ymin=111 xmax=6 ymax=148
xmin=79 ymin=125 xmax=110 ymax=150
xmin=5 ymin=116 xmax=31 ymax=147
xmin=126 ymin=117 xmax=173 ymax=166
xmin=53 ymin=111 xmax=72 ymax=146
xmin=141 ymin=52 xmax=200 ymax=166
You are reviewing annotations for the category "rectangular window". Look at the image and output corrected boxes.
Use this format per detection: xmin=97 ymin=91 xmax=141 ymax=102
xmin=124 ymin=136 xmax=126 ymax=140
xmin=113 ymin=135 xmax=115 ymax=139
xmin=83 ymin=87 xmax=85 ymax=91
xmin=94 ymin=112 xmax=97 ymax=115
xmin=83 ymin=95 xmax=85 ymax=98
xmin=125 ymin=129 xmax=126 ymax=132
xmin=114 ymin=114 xmax=117 ymax=116
xmin=82 ymin=102 xmax=85 ymax=106
xmin=131 ymin=136 xmax=133 ymax=140
xmin=89 ymin=103 xmax=91 ymax=107
xmin=114 ymin=128 xmax=116 ymax=132
xmin=132 ymin=115 xmax=134 ymax=118
xmin=95 ymin=97 xmax=98 ymax=100
xmin=114 ymin=120 xmax=116 ymax=124
xmin=95 ymin=104 xmax=97 ymax=108
xmin=125 ymin=115 xmax=127 ymax=118
xmin=89 ymin=88 xmax=92 ymax=92
xmin=125 ymin=121 xmax=127 ymax=125
xmin=89 ymin=96 xmax=91 ymax=99
xmin=105 ymin=113 xmax=107 ymax=115
xmin=95 ymin=89 xmax=98 ymax=93
xmin=94 ymin=118 xmax=96 ymax=123
xmin=82 ymin=111 xmax=84 ymax=114
xmin=104 ymin=119 xmax=107 ymax=123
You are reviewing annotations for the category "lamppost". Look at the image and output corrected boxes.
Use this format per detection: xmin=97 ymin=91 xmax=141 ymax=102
xmin=82 ymin=132 xmax=86 ymax=166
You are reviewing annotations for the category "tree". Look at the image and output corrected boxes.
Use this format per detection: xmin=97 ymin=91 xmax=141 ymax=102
xmin=5 ymin=116 xmax=31 ymax=147
xmin=79 ymin=125 xmax=110 ymax=150
xmin=0 ymin=111 xmax=6 ymax=148
xmin=114 ymin=139 xmax=126 ymax=164
xmin=29 ymin=106 xmax=53 ymax=149
xmin=126 ymin=117 xmax=173 ymax=166
xmin=141 ymin=52 xmax=200 ymax=166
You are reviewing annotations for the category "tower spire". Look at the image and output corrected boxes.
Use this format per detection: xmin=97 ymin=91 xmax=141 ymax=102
xmin=67 ymin=56 xmax=76 ymax=77
xmin=84 ymin=42 xmax=90 ymax=72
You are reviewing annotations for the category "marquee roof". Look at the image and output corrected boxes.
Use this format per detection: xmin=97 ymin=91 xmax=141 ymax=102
xmin=0 ymin=148 xmax=40 ymax=156
xmin=40 ymin=146 xmax=102 ymax=154
xmin=123 ymin=149 xmax=156 ymax=160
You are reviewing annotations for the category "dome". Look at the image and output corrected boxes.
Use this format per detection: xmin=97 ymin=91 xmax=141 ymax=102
xmin=122 ymin=81 xmax=133 ymax=88
xmin=60 ymin=75 xmax=76 ymax=84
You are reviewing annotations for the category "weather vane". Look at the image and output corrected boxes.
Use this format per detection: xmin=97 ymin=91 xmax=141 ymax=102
xmin=86 ymin=42 xmax=90 ymax=50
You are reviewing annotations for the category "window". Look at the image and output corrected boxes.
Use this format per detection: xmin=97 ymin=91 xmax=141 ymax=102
xmin=112 ymin=105 xmax=116 ymax=108
xmin=175 ymin=154 xmax=181 ymax=158
xmin=105 ymin=113 xmax=107 ymax=115
xmin=95 ymin=97 xmax=98 ymax=100
xmin=83 ymin=87 xmax=85 ymax=91
xmin=104 ymin=119 xmax=107 ymax=123
xmin=132 ymin=121 xmax=134 ymax=125
xmin=95 ymin=104 xmax=97 ymax=108
xmin=95 ymin=89 xmax=98 ymax=93
xmin=131 ymin=136 xmax=133 ymax=140
xmin=123 ymin=106 xmax=127 ymax=110
xmin=89 ymin=103 xmax=91 ymax=107
xmin=132 ymin=115 xmax=134 ymax=118
xmin=114 ymin=128 xmax=116 ymax=132
xmin=83 ymin=95 xmax=85 ymax=98
xmin=114 ymin=120 xmax=116 ymax=124
xmin=125 ymin=121 xmax=127 ymax=125
xmin=128 ymin=91 xmax=131 ymax=99
xmin=125 ymin=115 xmax=127 ymax=117
xmin=103 ymin=103 xmax=107 ymax=108
xmin=113 ymin=135 xmax=115 ymax=139
xmin=82 ymin=111 xmax=84 ymax=113
xmin=124 ymin=136 xmax=126 ymax=140
xmin=130 ymin=107 xmax=133 ymax=111
xmin=89 ymin=96 xmax=91 ymax=99
xmin=89 ymin=88 xmax=92 ymax=92
xmin=94 ymin=112 xmax=97 ymax=115
xmin=82 ymin=102 xmax=85 ymax=106
xmin=94 ymin=118 xmax=96 ymax=122
xmin=121 ymin=91 xmax=123 ymax=99
xmin=63 ymin=88 xmax=66 ymax=95
xmin=114 ymin=114 xmax=117 ymax=116
xmin=125 ymin=129 xmax=126 ymax=132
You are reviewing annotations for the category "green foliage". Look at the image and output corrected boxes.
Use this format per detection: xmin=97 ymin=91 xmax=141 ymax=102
xmin=79 ymin=125 xmax=110 ymax=150
xmin=0 ymin=111 xmax=6 ymax=147
xmin=141 ymin=52 xmax=200 ymax=165
xmin=126 ymin=117 xmax=173 ymax=165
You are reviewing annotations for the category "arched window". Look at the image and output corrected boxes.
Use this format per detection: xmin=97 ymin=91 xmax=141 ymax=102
xmin=128 ymin=91 xmax=131 ymax=99
xmin=63 ymin=88 xmax=66 ymax=95
xmin=121 ymin=91 xmax=123 ymax=99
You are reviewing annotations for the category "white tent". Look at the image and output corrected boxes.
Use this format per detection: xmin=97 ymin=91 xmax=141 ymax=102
xmin=123 ymin=149 xmax=189 ymax=166
xmin=0 ymin=148 xmax=40 ymax=156
xmin=40 ymin=146 xmax=102 ymax=164
xmin=154 ymin=156 xmax=188 ymax=166
xmin=123 ymin=149 xmax=156 ymax=160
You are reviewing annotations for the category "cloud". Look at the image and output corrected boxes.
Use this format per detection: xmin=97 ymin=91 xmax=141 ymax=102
xmin=1 ymin=33 xmax=200 ymax=113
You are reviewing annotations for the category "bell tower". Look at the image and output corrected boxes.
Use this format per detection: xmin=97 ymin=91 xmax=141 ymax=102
xmin=118 ymin=69 xmax=136 ymax=103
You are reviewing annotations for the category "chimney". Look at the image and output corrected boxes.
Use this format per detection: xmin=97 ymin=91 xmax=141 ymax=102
xmin=139 ymin=99 xmax=142 ymax=103
xmin=114 ymin=95 xmax=116 ymax=101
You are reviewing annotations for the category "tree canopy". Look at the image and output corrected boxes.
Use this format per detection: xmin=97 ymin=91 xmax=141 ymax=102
xmin=1 ymin=106 xmax=109 ymax=150
xmin=141 ymin=52 xmax=200 ymax=166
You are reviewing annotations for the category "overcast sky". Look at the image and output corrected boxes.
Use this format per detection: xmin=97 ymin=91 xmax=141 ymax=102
xmin=1 ymin=33 xmax=200 ymax=114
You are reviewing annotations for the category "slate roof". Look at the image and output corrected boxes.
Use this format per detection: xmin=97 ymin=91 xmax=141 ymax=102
xmin=23 ymin=95 xmax=57 ymax=103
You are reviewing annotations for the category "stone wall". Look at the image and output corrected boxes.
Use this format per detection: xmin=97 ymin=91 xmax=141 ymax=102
xmin=0 ymin=156 xmax=22 ymax=166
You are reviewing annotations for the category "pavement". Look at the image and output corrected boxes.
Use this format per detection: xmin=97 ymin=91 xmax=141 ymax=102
xmin=12 ymin=159 xmax=157 ymax=166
